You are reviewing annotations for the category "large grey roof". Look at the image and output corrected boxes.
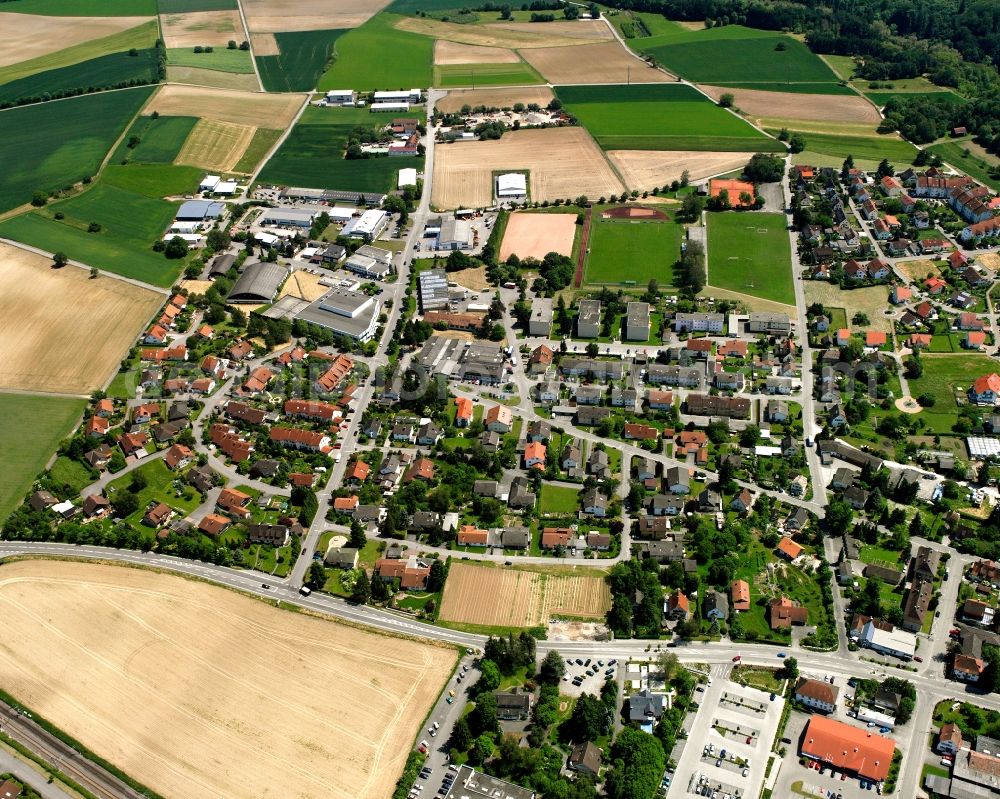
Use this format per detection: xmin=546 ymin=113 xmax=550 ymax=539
xmin=226 ymin=262 xmax=288 ymax=303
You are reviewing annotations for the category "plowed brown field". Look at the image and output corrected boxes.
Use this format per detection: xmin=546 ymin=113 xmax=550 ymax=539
xmin=434 ymin=40 xmax=520 ymax=65
xmin=521 ymin=40 xmax=672 ymax=84
xmin=243 ymin=0 xmax=392 ymax=32
xmin=608 ymin=150 xmax=757 ymax=192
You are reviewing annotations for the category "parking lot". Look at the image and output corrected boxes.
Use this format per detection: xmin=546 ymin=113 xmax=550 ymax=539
xmin=563 ymin=656 xmax=618 ymax=697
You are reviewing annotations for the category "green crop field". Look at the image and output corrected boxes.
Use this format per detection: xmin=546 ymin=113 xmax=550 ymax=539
xmin=0 ymin=20 xmax=158 ymax=85
xmin=318 ymin=14 xmax=433 ymax=92
xmin=113 ymin=115 xmax=199 ymax=164
xmin=0 ymin=183 xmax=181 ymax=287
xmin=157 ymin=0 xmax=237 ymax=10
xmin=233 ymin=127 xmax=282 ymax=173
xmin=707 ymin=212 xmax=794 ymax=305
xmin=773 ymin=130 xmax=919 ymax=165
xmin=102 ymin=164 xmax=202 ymax=198
xmin=0 ymin=87 xmax=153 ymax=214
xmin=926 ymin=139 xmax=1000 ymax=192
xmin=257 ymin=29 xmax=344 ymax=92
xmin=166 ymin=47 xmax=253 ymax=74
xmin=0 ymin=393 xmax=85 ymax=525
xmin=585 ymin=217 xmax=683 ymax=286
xmin=0 ymin=48 xmax=159 ymax=108
xmin=434 ymin=62 xmax=543 ymax=88
xmin=908 ymin=354 xmax=997 ymax=432
xmin=721 ymin=81 xmax=854 ymax=94
xmin=556 ymin=83 xmax=779 ymax=152
xmin=386 ymin=0 xmax=471 ymax=13
xmin=0 ymin=0 xmax=156 ymax=13
xmin=259 ymin=106 xmax=424 ymax=192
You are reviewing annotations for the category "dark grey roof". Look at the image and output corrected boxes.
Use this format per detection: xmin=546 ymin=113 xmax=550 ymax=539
xmin=227 ymin=262 xmax=288 ymax=304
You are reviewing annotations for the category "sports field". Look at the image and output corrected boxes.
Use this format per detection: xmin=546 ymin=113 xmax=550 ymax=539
xmin=431 ymin=126 xmax=624 ymax=208
xmin=113 ymin=115 xmax=200 ymax=164
xmin=0 ymin=242 xmax=163 ymax=395
xmin=434 ymin=61 xmax=543 ymax=88
xmin=318 ymin=14 xmax=433 ymax=92
xmin=439 ymin=562 xmax=612 ymax=628
xmin=0 ymin=560 xmax=455 ymax=799
xmin=0 ymin=87 xmax=153 ymax=214
xmin=706 ymin=212 xmax=794 ymax=305
xmin=556 ymin=84 xmax=780 ymax=152
xmin=259 ymin=106 xmax=424 ymax=193
xmin=500 ymin=212 xmax=577 ymax=261
xmin=585 ymin=216 xmax=683 ymax=286
xmin=256 ymin=29 xmax=344 ymax=92
xmin=0 ymin=184 xmax=181 ymax=288
xmin=0 ymin=395 xmax=85 ymax=523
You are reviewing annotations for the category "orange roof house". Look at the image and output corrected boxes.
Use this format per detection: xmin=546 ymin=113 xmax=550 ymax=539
xmin=455 ymin=396 xmax=473 ymax=426
xmin=375 ymin=557 xmax=432 ymax=590
xmin=769 ymin=595 xmax=808 ymax=628
xmin=777 ymin=537 xmax=804 ymax=560
xmin=731 ymin=580 xmax=750 ymax=612
xmin=457 ymin=524 xmax=489 ymax=546
xmin=908 ymin=333 xmax=932 ymax=349
xmin=198 ymin=513 xmax=231 ymax=537
xmin=865 ymin=331 xmax=887 ymax=348
xmin=333 ymin=495 xmax=359 ymax=512
xmin=710 ymin=178 xmax=756 ymax=208
xmin=348 ymin=460 xmax=371 ymax=482
xmin=524 ymin=441 xmax=547 ymax=469
xmin=800 ymin=715 xmax=895 ymax=781
xmin=163 ymin=443 xmax=193 ymax=470
xmin=404 ymin=457 xmax=435 ymax=482
xmin=541 ymin=528 xmax=572 ymax=549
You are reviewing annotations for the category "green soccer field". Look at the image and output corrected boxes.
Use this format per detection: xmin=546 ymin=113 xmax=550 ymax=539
xmin=556 ymin=84 xmax=781 ymax=152
xmin=585 ymin=217 xmax=683 ymax=287
xmin=706 ymin=212 xmax=794 ymax=305
xmin=0 ymin=393 xmax=85 ymax=524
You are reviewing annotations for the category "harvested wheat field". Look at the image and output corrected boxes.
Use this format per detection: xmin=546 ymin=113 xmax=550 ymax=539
xmin=437 ymin=85 xmax=554 ymax=113
xmin=0 ymin=243 xmax=162 ymax=395
xmin=500 ymin=212 xmax=577 ymax=260
xmin=160 ymin=10 xmax=243 ymax=49
xmin=522 ymin=41 xmax=671 ymax=84
xmin=489 ymin=20 xmax=613 ymax=41
xmin=396 ymin=16 xmax=601 ymax=49
xmin=0 ymin=560 xmax=455 ymax=799
xmin=0 ymin=13 xmax=152 ymax=68
xmin=433 ymin=127 xmax=624 ymax=209
xmin=608 ymin=150 xmax=757 ymax=192
xmin=250 ymin=32 xmax=280 ymax=55
xmin=177 ymin=118 xmax=258 ymax=172
xmin=166 ymin=65 xmax=261 ymax=91
xmin=147 ymin=85 xmax=304 ymax=128
xmin=243 ymin=0 xmax=390 ymax=32
xmin=698 ymin=85 xmax=881 ymax=125
xmin=439 ymin=562 xmax=611 ymax=627
xmin=434 ymin=40 xmax=521 ymax=65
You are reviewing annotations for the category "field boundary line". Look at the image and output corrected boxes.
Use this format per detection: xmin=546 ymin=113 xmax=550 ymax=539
xmin=234 ymin=0 xmax=264 ymax=92
xmin=573 ymin=205 xmax=592 ymax=288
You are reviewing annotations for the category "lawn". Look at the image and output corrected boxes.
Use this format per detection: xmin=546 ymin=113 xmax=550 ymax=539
xmin=635 ymin=27 xmax=847 ymax=92
xmin=731 ymin=666 xmax=783 ymax=693
xmin=105 ymin=458 xmax=202 ymax=530
xmin=908 ymin=353 xmax=997 ymax=433
xmin=706 ymin=212 xmax=794 ymax=305
xmin=538 ymin=484 xmax=579 ymax=515
xmin=774 ymin=130 xmax=919 ymax=166
xmin=0 ymin=394 xmax=86 ymax=524
xmin=934 ymin=700 xmax=1000 ymax=740
xmin=49 ymin=456 xmax=97 ymax=494
xmin=926 ymin=139 xmax=1000 ymax=193
xmin=166 ymin=48 xmax=254 ymax=74
xmin=101 ymin=164 xmax=203 ymax=198
xmin=585 ymin=217 xmax=682 ymax=287
xmin=257 ymin=29 xmax=344 ymax=92
xmin=0 ymin=87 xmax=153 ymax=214
xmin=0 ymin=20 xmax=159 ymax=86
xmin=0 ymin=183 xmax=182 ymax=288
xmin=865 ymin=90 xmax=965 ymax=107
xmin=434 ymin=62 xmax=543 ymax=88
xmin=317 ymin=13 xmax=433 ymax=92
xmin=258 ymin=105 xmax=424 ymax=193
xmin=113 ymin=115 xmax=200 ymax=164
xmin=556 ymin=83 xmax=780 ymax=152
xmin=858 ymin=545 xmax=903 ymax=566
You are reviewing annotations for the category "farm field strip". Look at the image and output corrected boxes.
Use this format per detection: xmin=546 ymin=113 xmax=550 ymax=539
xmin=393 ymin=15 xmax=606 ymax=50
xmin=607 ymin=150 xmax=756 ymax=192
xmin=113 ymin=115 xmax=200 ymax=164
xmin=771 ymin=128 xmax=919 ymax=165
xmin=255 ymin=29 xmax=344 ymax=93
xmin=145 ymin=84 xmax=305 ymax=128
xmin=242 ymin=0 xmax=391 ymax=32
xmin=697 ymin=84 xmax=880 ymax=125
xmin=318 ymin=14 xmax=433 ymax=92
xmin=706 ymin=212 xmax=794 ymax=305
xmin=0 ymin=561 xmax=455 ymax=799
xmin=434 ymin=61 xmax=543 ymax=88
xmin=176 ymin=118 xmax=259 ymax=172
xmin=0 ymin=12 xmax=153 ymax=70
xmin=520 ymin=41 xmax=672 ymax=85
xmin=165 ymin=65 xmax=261 ymax=91
xmin=159 ymin=9 xmax=243 ymax=49
xmin=0 ymin=0 xmax=156 ymax=12
xmin=165 ymin=47 xmax=254 ymax=74
xmin=434 ymin=40 xmax=521 ymax=65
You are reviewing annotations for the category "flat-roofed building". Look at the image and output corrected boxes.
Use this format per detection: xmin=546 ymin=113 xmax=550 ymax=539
xmin=626 ymin=301 xmax=651 ymax=341
xmin=496 ymin=172 xmax=527 ymax=199
xmin=529 ymin=298 xmax=553 ymax=336
xmin=342 ymin=209 xmax=389 ymax=240
xmin=259 ymin=207 xmax=318 ymax=228
xmin=577 ymin=299 xmax=602 ymax=338
xmin=749 ymin=312 xmax=791 ymax=336
xmin=295 ymin=288 xmax=381 ymax=342
xmin=675 ymin=311 xmax=724 ymax=333
xmin=438 ymin=217 xmax=474 ymax=250
xmin=419 ymin=268 xmax=450 ymax=311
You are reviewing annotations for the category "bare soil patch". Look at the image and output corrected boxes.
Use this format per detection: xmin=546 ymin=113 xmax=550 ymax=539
xmin=160 ymin=10 xmax=243 ymax=49
xmin=176 ymin=118 xmax=257 ymax=172
xmin=500 ymin=212 xmax=577 ymax=260
xmin=449 ymin=266 xmax=490 ymax=291
xmin=439 ymin=562 xmax=611 ymax=627
xmin=250 ymin=32 xmax=279 ymax=56
xmin=147 ymin=85 xmax=304 ymax=128
xmin=602 ymin=205 xmax=668 ymax=220
xmin=165 ymin=65 xmax=261 ymax=91
xmin=0 ymin=13 xmax=152 ymax=69
xmin=0 ymin=560 xmax=454 ymax=799
xmin=179 ymin=279 xmax=213 ymax=295
xmin=803 ymin=282 xmax=893 ymax=332
xmin=242 ymin=0 xmax=391 ymax=32
xmin=396 ymin=16 xmax=601 ymax=49
xmin=895 ymin=258 xmax=941 ymax=283
xmin=608 ymin=150 xmax=756 ymax=193
xmin=0 ymin=243 xmax=162 ymax=395
xmin=432 ymin=127 xmax=624 ymax=209
xmin=521 ymin=40 xmax=671 ymax=83
xmin=278 ymin=269 xmax=328 ymax=302
xmin=437 ymin=85 xmax=554 ymax=113
xmin=434 ymin=40 xmax=521 ymax=65
xmin=698 ymin=84 xmax=881 ymax=125
xmin=976 ymin=253 xmax=1000 ymax=272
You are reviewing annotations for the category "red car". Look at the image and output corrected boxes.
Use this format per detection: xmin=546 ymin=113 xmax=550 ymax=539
xmin=732 ymin=655 xmax=742 ymax=662
xmin=914 ymin=655 xmax=923 ymax=662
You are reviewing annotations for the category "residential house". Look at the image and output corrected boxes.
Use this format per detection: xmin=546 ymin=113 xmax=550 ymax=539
xmin=666 ymin=589 xmax=690 ymax=620
xmin=768 ymin=595 xmax=808 ymax=629
xmin=795 ymin=678 xmax=840 ymax=713
xmin=567 ymin=742 xmax=602 ymax=779
xmin=665 ymin=466 xmax=690 ymax=495
xmin=485 ymin=404 xmax=514 ymax=433
xmin=704 ymin=591 xmax=729 ymax=621
xmin=731 ymin=579 xmax=750 ymax=612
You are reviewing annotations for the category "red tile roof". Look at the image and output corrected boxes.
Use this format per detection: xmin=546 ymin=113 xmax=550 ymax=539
xmin=801 ymin=715 xmax=894 ymax=781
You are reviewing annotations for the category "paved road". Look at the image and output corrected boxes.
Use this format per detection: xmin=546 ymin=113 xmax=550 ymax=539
xmin=0 ymin=748 xmax=79 ymax=799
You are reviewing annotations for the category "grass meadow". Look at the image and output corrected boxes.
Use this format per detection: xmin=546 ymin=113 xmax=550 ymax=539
xmin=0 ymin=87 xmax=153 ymax=214
xmin=908 ymin=354 xmax=997 ymax=433
xmin=259 ymin=106 xmax=424 ymax=192
xmin=774 ymin=130 xmax=919 ymax=166
xmin=0 ymin=20 xmax=158 ymax=85
xmin=556 ymin=83 xmax=780 ymax=151
xmin=318 ymin=14 xmax=433 ymax=92
xmin=538 ymin=484 xmax=578 ymax=515
xmin=157 ymin=0 xmax=237 ymax=10
xmin=585 ymin=217 xmax=682 ymax=286
xmin=0 ymin=183 xmax=181 ymax=287
xmin=707 ymin=212 xmax=794 ymax=305
xmin=926 ymin=139 xmax=1000 ymax=192
xmin=101 ymin=164 xmax=203 ymax=198
xmin=434 ymin=62 xmax=543 ymax=88
xmin=113 ymin=115 xmax=200 ymax=164
xmin=0 ymin=394 xmax=85 ymax=524
xmin=257 ymin=29 xmax=344 ymax=92
xmin=233 ymin=128 xmax=282 ymax=173
xmin=166 ymin=47 xmax=254 ymax=74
